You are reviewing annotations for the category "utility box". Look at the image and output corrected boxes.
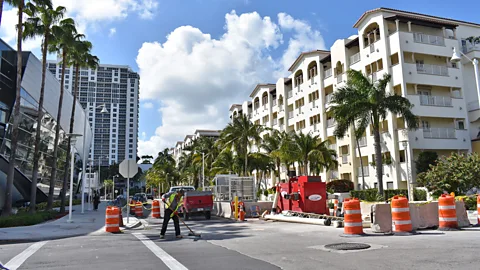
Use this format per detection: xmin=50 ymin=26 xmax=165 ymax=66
xmin=277 ymin=176 xmax=327 ymax=215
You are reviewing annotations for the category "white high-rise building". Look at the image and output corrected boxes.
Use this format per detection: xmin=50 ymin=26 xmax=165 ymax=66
xmin=230 ymin=7 xmax=480 ymax=190
xmin=47 ymin=60 xmax=140 ymax=167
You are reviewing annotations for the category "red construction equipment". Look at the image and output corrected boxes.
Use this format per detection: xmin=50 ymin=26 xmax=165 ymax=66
xmin=276 ymin=176 xmax=327 ymax=215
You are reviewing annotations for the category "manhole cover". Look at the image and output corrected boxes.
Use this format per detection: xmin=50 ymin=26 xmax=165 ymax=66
xmin=324 ymin=243 xmax=371 ymax=250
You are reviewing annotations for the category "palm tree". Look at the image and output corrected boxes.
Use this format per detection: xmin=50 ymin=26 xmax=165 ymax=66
xmin=330 ymin=69 xmax=418 ymax=196
xmin=2 ymin=0 xmax=26 ymax=216
xmin=260 ymin=129 xmax=285 ymax=184
xmin=47 ymin=18 xmax=81 ymax=211
xmin=219 ymin=114 xmax=263 ymax=176
xmin=290 ymin=132 xmax=336 ymax=176
xmin=23 ymin=1 xmax=61 ymax=213
xmin=211 ymin=148 xmax=238 ymax=175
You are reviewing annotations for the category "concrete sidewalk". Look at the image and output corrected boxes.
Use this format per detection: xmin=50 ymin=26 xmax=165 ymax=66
xmin=0 ymin=202 xmax=141 ymax=243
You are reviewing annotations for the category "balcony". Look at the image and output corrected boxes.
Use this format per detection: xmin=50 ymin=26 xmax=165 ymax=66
xmin=357 ymin=136 xmax=367 ymax=147
xmin=327 ymin=118 xmax=336 ymax=127
xmin=287 ymin=91 xmax=293 ymax=99
xmin=350 ymin=52 xmax=361 ymax=65
xmin=341 ymin=155 xmax=349 ymax=164
xmin=325 ymin=93 xmax=333 ymax=106
xmin=423 ymin=128 xmax=455 ymax=139
xmin=310 ymin=77 xmax=315 ymax=85
xmin=357 ymin=166 xmax=369 ymax=177
xmin=272 ymin=99 xmax=277 ymax=106
xmin=330 ymin=170 xmax=339 ymax=179
xmin=273 ymin=119 xmax=278 ymax=125
xmin=313 ymin=123 xmax=320 ymax=132
xmin=263 ymin=104 xmax=267 ymax=110
xmin=297 ymin=106 xmax=303 ymax=114
xmin=288 ymin=111 xmax=294 ymax=119
xmin=413 ymin=33 xmax=445 ymax=46
xmin=462 ymin=40 xmax=480 ymax=54
xmin=419 ymin=95 xmax=452 ymax=107
xmin=416 ymin=64 xmax=448 ymax=76
xmin=336 ymin=74 xmax=343 ymax=84
xmin=329 ymin=143 xmax=337 ymax=151
xmin=370 ymin=43 xmax=375 ymax=53
xmin=324 ymin=68 xmax=332 ymax=78
xmin=279 ymin=125 xmax=284 ymax=131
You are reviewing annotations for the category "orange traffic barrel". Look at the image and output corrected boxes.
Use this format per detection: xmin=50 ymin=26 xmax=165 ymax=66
xmin=343 ymin=198 xmax=364 ymax=235
xmin=152 ymin=200 xmax=161 ymax=218
xmin=438 ymin=194 xmax=458 ymax=230
xmin=477 ymin=196 xmax=480 ymax=226
xmin=105 ymin=206 xmax=120 ymax=233
xmin=334 ymin=199 xmax=339 ymax=217
xmin=135 ymin=202 xmax=143 ymax=217
xmin=391 ymin=196 xmax=413 ymax=234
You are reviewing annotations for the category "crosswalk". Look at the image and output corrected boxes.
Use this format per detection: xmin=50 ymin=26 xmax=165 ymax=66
xmin=2 ymin=241 xmax=48 ymax=270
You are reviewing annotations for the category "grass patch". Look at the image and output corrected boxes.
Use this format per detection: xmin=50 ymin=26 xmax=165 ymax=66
xmin=0 ymin=210 xmax=62 ymax=228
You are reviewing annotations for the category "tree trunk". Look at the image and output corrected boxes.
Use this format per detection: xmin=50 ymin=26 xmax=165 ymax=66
xmin=60 ymin=63 xmax=79 ymax=212
xmin=2 ymin=1 xmax=24 ymax=217
xmin=373 ymin=127 xmax=384 ymax=197
xmin=29 ymin=33 xmax=49 ymax=214
xmin=49 ymin=49 xmax=67 ymax=210
xmin=275 ymin=159 xmax=281 ymax=184
xmin=304 ymin=157 xmax=308 ymax=176
xmin=244 ymin=150 xmax=248 ymax=177
xmin=356 ymin=137 xmax=366 ymax=190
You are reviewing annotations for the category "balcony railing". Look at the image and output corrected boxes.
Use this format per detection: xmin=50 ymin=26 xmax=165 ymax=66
xmin=325 ymin=93 xmax=333 ymax=105
xmin=310 ymin=77 xmax=315 ymax=85
xmin=279 ymin=125 xmax=284 ymax=131
xmin=327 ymin=118 xmax=336 ymax=127
xmin=370 ymin=43 xmax=375 ymax=53
xmin=288 ymin=111 xmax=294 ymax=119
xmin=357 ymin=166 xmax=369 ymax=177
xmin=297 ymin=107 xmax=303 ymax=114
xmin=357 ymin=136 xmax=367 ymax=147
xmin=416 ymin=64 xmax=448 ymax=76
xmin=324 ymin=68 xmax=332 ymax=78
xmin=263 ymin=104 xmax=267 ymax=110
xmin=423 ymin=128 xmax=456 ymax=139
xmin=350 ymin=52 xmax=361 ymax=65
xmin=342 ymin=155 xmax=349 ymax=164
xmin=419 ymin=95 xmax=452 ymax=107
xmin=336 ymin=74 xmax=343 ymax=84
xmin=328 ymin=144 xmax=337 ymax=151
xmin=287 ymin=91 xmax=293 ymax=99
xmin=462 ymin=39 xmax=480 ymax=53
xmin=273 ymin=119 xmax=278 ymax=125
xmin=468 ymin=100 xmax=479 ymax=111
xmin=413 ymin=32 xmax=445 ymax=46
xmin=330 ymin=170 xmax=339 ymax=179
xmin=297 ymin=85 xmax=301 ymax=92
xmin=272 ymin=99 xmax=277 ymax=106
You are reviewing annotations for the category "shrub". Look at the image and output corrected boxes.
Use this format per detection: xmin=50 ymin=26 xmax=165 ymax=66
xmin=350 ymin=189 xmax=383 ymax=201
xmin=413 ymin=189 xmax=427 ymax=201
xmin=0 ymin=211 xmax=58 ymax=228
xmin=415 ymin=151 xmax=438 ymax=174
xmin=463 ymin=196 xmax=477 ymax=210
xmin=327 ymin=179 xmax=354 ymax=193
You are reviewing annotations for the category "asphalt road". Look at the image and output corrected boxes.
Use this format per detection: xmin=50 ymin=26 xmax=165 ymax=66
xmin=1 ymin=214 xmax=480 ymax=270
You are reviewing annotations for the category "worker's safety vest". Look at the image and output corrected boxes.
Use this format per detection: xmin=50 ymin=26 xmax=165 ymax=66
xmin=167 ymin=193 xmax=183 ymax=212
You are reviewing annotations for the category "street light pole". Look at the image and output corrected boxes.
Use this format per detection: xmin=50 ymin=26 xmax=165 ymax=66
xmin=89 ymin=160 xmax=93 ymax=211
xmin=451 ymin=47 xmax=480 ymax=108
xmin=202 ymin=152 xmax=205 ymax=190
xmin=67 ymin=134 xmax=82 ymax=223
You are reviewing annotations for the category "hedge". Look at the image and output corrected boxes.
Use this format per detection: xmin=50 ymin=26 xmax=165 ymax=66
xmin=326 ymin=179 xmax=354 ymax=193
xmin=350 ymin=188 xmax=427 ymax=202
xmin=35 ymin=199 xmax=82 ymax=211
xmin=0 ymin=211 xmax=59 ymax=228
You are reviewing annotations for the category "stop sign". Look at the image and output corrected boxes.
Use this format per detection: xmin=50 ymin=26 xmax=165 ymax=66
xmin=119 ymin=159 xmax=138 ymax=178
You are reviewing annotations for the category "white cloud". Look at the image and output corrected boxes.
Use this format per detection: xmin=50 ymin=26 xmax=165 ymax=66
xmin=137 ymin=10 xmax=325 ymax=157
xmin=143 ymin=102 xmax=154 ymax=109
xmin=109 ymin=28 xmax=117 ymax=37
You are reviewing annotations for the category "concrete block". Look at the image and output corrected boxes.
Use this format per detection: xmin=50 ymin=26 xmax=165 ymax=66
xmin=410 ymin=202 xmax=438 ymax=230
xmin=244 ymin=201 xmax=273 ymax=217
xmin=456 ymin=201 xmax=471 ymax=228
xmin=213 ymin=201 xmax=273 ymax=219
xmin=371 ymin=203 xmax=392 ymax=233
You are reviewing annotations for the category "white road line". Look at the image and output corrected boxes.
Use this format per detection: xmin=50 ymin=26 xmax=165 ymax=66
xmin=5 ymin=241 xmax=48 ymax=270
xmin=133 ymin=233 xmax=188 ymax=270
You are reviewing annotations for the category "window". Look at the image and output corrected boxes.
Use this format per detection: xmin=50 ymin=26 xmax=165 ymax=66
xmin=456 ymin=120 xmax=465 ymax=130
xmin=129 ymin=134 xmax=133 ymax=137
xmin=91 ymin=77 xmax=95 ymax=80
xmin=421 ymin=121 xmax=430 ymax=129
xmin=130 ymin=93 xmax=134 ymax=97
xmin=129 ymin=155 xmax=133 ymax=158
xmin=129 ymin=144 xmax=133 ymax=148
xmin=113 ymin=124 xmax=116 ymax=127
xmin=89 ymin=112 xmax=93 ymax=116
xmin=129 ymin=139 xmax=133 ymax=143
xmin=130 ymin=119 xmax=133 ymax=122
xmin=112 ymin=139 xmax=116 ymax=143
xmin=129 ymin=150 xmax=133 ymax=153
xmin=113 ymin=114 xmax=117 ymax=117
xmin=130 ymin=109 xmax=134 ymax=112
xmin=387 ymin=182 xmax=394 ymax=190
xmin=129 ymin=124 xmax=133 ymax=127
xmin=111 ymin=155 xmax=115 ymax=158
xmin=112 ymin=150 xmax=116 ymax=153
xmin=113 ymin=108 xmax=117 ymax=112
xmin=112 ymin=129 xmax=116 ymax=132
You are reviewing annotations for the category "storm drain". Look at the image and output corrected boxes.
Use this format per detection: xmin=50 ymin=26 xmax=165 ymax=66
xmin=324 ymin=243 xmax=371 ymax=251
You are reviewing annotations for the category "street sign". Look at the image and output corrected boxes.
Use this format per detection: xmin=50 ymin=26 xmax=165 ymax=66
xmin=119 ymin=159 xmax=138 ymax=178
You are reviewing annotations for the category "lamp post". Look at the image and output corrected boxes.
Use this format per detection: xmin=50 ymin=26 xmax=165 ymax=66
xmin=112 ymin=174 xmax=118 ymax=199
xmin=451 ymin=47 xmax=480 ymax=108
xmin=401 ymin=140 xmax=413 ymax=202
xmin=81 ymin=104 xmax=108 ymax=213
xmin=67 ymin=134 xmax=82 ymax=223
xmin=88 ymin=159 xmax=93 ymax=211
xmin=202 ymin=152 xmax=205 ymax=190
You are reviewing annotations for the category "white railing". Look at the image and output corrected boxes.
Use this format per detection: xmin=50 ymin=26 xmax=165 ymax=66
xmin=272 ymin=99 xmax=277 ymax=106
xmin=462 ymin=39 xmax=480 ymax=53
xmin=263 ymin=104 xmax=267 ymax=110
xmin=327 ymin=118 xmax=336 ymax=127
xmin=423 ymin=128 xmax=456 ymax=139
xmin=310 ymin=77 xmax=315 ymax=85
xmin=413 ymin=32 xmax=445 ymax=46
xmin=298 ymin=106 xmax=303 ymax=114
xmin=324 ymin=68 xmax=332 ymax=78
xmin=357 ymin=136 xmax=367 ymax=147
xmin=329 ymin=144 xmax=337 ymax=151
xmin=452 ymin=90 xmax=462 ymax=98
xmin=279 ymin=125 xmax=284 ymax=131
xmin=287 ymin=91 xmax=293 ymax=99
xmin=325 ymin=93 xmax=333 ymax=105
xmin=357 ymin=166 xmax=369 ymax=177
xmin=342 ymin=155 xmax=349 ymax=164
xmin=419 ymin=95 xmax=452 ymax=107
xmin=371 ymin=72 xmax=377 ymax=81
xmin=330 ymin=170 xmax=339 ymax=179
xmin=288 ymin=111 xmax=294 ymax=119
xmin=370 ymin=43 xmax=375 ymax=53
xmin=468 ymin=100 xmax=479 ymax=111
xmin=336 ymin=74 xmax=343 ymax=84
xmin=350 ymin=52 xmax=361 ymax=65
xmin=416 ymin=64 xmax=448 ymax=76
xmin=313 ymin=123 xmax=319 ymax=132
xmin=297 ymin=85 xmax=301 ymax=92
xmin=273 ymin=119 xmax=278 ymax=125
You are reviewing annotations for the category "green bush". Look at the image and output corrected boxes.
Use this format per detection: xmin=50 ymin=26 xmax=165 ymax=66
xmin=327 ymin=202 xmax=334 ymax=209
xmin=413 ymin=189 xmax=427 ymax=201
xmin=326 ymin=179 xmax=354 ymax=193
xmin=350 ymin=189 xmax=383 ymax=201
xmin=384 ymin=189 xmax=408 ymax=200
xmin=351 ymin=188 xmax=428 ymax=202
xmin=0 ymin=211 xmax=59 ymax=228
xmin=463 ymin=196 xmax=477 ymax=210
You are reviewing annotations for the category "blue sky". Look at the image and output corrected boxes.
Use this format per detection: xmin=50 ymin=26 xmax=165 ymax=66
xmin=1 ymin=0 xmax=479 ymax=156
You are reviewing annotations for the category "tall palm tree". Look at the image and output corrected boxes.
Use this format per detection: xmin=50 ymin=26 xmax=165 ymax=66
xmin=23 ymin=1 xmax=61 ymax=213
xmin=47 ymin=18 xmax=81 ymax=211
xmin=219 ymin=114 xmax=263 ymax=176
xmin=330 ymin=69 xmax=418 ymax=196
xmin=2 ymin=0 xmax=26 ymax=217
xmin=260 ymin=129 xmax=284 ymax=184
xmin=290 ymin=132 xmax=336 ymax=176
xmin=211 ymin=148 xmax=238 ymax=175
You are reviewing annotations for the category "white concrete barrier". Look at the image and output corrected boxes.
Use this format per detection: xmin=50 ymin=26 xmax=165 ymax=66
xmin=371 ymin=203 xmax=392 ymax=233
xmin=213 ymin=201 xmax=273 ymax=218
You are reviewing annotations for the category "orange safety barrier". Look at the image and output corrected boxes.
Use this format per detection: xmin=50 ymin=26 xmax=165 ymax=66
xmin=105 ymin=206 xmax=120 ymax=233
xmin=333 ymin=199 xmax=338 ymax=217
xmin=438 ymin=194 xmax=457 ymax=229
xmin=152 ymin=200 xmax=161 ymax=218
xmin=391 ymin=196 xmax=412 ymax=233
xmin=343 ymin=198 xmax=363 ymax=235
xmin=239 ymin=201 xmax=246 ymax=221
xmin=135 ymin=202 xmax=143 ymax=217
xmin=477 ymin=196 xmax=480 ymax=225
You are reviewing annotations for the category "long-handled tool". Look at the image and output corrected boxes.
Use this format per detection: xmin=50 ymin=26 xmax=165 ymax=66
xmin=164 ymin=199 xmax=202 ymax=240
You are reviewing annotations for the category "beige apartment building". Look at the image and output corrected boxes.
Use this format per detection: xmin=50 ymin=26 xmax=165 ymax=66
xmin=229 ymin=8 xmax=480 ymax=190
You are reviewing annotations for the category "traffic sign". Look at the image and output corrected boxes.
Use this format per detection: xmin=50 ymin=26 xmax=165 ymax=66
xmin=119 ymin=159 xmax=138 ymax=178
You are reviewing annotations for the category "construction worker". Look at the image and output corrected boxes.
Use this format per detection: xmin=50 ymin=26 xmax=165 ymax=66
xmin=160 ymin=189 xmax=185 ymax=239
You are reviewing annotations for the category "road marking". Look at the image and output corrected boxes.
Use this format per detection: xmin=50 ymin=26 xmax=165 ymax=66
xmin=133 ymin=233 xmax=188 ymax=270
xmin=5 ymin=241 xmax=48 ymax=270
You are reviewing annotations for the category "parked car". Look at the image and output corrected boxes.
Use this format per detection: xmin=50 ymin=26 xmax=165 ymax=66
xmin=134 ymin=193 xmax=147 ymax=203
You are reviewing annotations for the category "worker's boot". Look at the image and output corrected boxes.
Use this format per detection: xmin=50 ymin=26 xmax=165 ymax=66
xmin=160 ymin=234 xmax=165 ymax=239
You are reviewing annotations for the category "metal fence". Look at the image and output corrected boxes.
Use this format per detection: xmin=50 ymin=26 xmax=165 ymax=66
xmin=208 ymin=175 xmax=256 ymax=202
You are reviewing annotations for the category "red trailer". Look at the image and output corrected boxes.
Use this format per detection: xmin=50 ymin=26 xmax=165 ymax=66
xmin=277 ymin=176 xmax=327 ymax=215
xmin=180 ymin=190 xmax=214 ymax=220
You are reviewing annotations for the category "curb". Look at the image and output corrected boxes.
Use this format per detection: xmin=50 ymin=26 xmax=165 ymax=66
xmin=0 ymin=232 xmax=91 ymax=245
